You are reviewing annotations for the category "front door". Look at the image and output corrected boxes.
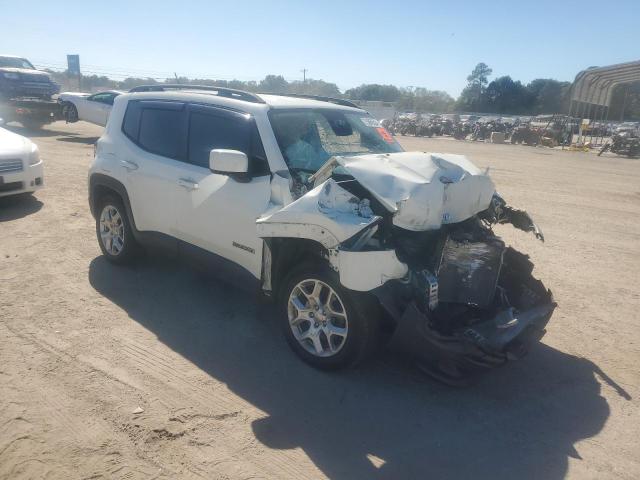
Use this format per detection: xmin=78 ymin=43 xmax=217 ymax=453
xmin=174 ymin=104 xmax=272 ymax=278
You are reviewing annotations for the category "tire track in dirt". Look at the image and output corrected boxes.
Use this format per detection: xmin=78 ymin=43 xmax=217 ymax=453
xmin=118 ymin=339 xmax=321 ymax=479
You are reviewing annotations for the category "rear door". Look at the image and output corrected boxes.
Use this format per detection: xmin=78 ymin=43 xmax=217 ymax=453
xmin=173 ymin=104 xmax=272 ymax=278
xmin=120 ymin=100 xmax=187 ymax=237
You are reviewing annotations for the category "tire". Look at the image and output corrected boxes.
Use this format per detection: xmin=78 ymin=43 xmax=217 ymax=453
xmin=279 ymin=263 xmax=380 ymax=370
xmin=95 ymin=194 xmax=138 ymax=264
xmin=63 ymin=102 xmax=79 ymax=123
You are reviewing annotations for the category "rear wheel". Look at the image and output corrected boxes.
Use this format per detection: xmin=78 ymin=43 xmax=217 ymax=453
xmin=279 ymin=264 xmax=380 ymax=370
xmin=96 ymin=194 xmax=138 ymax=264
xmin=62 ymin=102 xmax=79 ymax=122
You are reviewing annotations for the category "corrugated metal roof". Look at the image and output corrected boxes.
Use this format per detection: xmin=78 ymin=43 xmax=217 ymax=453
xmin=571 ymin=60 xmax=640 ymax=106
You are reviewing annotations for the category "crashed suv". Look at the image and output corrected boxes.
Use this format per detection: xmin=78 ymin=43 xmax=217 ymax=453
xmin=89 ymin=85 xmax=555 ymax=380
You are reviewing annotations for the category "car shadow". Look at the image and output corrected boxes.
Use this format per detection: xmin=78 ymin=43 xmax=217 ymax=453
xmin=88 ymin=255 xmax=628 ymax=480
xmin=56 ymin=136 xmax=100 ymax=145
xmin=3 ymin=124 xmax=80 ymax=138
xmin=0 ymin=193 xmax=43 ymax=222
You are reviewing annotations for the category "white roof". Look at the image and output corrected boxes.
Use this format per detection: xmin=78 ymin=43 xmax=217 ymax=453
xmin=256 ymin=94 xmax=361 ymax=110
xmin=124 ymin=90 xmax=364 ymax=114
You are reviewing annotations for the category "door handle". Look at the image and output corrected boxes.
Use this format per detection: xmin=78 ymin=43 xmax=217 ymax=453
xmin=178 ymin=178 xmax=199 ymax=190
xmin=120 ymin=159 xmax=139 ymax=171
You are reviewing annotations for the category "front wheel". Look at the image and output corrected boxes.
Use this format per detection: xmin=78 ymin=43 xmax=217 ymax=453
xmin=280 ymin=264 xmax=380 ymax=370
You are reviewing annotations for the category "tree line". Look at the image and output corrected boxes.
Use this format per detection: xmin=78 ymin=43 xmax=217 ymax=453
xmin=46 ymin=63 xmax=639 ymax=120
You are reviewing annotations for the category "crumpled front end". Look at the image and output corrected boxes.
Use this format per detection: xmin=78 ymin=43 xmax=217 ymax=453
xmin=379 ymin=232 xmax=555 ymax=383
xmin=257 ymin=151 xmax=555 ymax=379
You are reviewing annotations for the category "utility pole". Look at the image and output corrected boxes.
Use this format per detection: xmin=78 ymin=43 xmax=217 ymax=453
xmin=301 ymin=68 xmax=307 ymax=83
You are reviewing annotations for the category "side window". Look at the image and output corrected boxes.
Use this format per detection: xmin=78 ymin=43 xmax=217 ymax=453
xmin=89 ymin=93 xmax=110 ymax=104
xmin=138 ymin=108 xmax=185 ymax=160
xmin=122 ymin=101 xmax=142 ymax=141
xmin=188 ymin=110 xmax=269 ymax=174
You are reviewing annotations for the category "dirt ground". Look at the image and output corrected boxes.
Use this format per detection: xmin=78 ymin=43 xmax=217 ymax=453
xmin=1 ymin=121 xmax=639 ymax=480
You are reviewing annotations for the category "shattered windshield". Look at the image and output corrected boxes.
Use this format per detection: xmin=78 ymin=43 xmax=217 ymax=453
xmin=0 ymin=57 xmax=35 ymax=69
xmin=270 ymin=109 xmax=403 ymax=174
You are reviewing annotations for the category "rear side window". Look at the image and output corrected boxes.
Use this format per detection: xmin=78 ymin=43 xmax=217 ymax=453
xmin=139 ymin=109 xmax=184 ymax=159
xmin=188 ymin=110 xmax=269 ymax=174
xmin=122 ymin=101 xmax=185 ymax=160
xmin=122 ymin=101 xmax=141 ymax=140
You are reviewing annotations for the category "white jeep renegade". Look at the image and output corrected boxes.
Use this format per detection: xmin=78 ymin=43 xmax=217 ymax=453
xmin=89 ymin=85 xmax=554 ymax=379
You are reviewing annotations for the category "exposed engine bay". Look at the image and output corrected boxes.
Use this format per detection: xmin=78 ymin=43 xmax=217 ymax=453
xmin=257 ymin=152 xmax=555 ymax=379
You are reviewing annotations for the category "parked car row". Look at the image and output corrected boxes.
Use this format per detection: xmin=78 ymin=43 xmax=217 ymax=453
xmin=0 ymin=54 xmax=122 ymax=129
xmin=382 ymin=114 xmax=575 ymax=146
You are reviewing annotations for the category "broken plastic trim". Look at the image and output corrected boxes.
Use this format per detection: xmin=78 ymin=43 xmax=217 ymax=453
xmin=484 ymin=194 xmax=544 ymax=242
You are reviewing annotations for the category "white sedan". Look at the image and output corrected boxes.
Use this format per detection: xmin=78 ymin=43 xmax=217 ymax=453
xmin=0 ymin=126 xmax=43 ymax=197
xmin=58 ymin=90 xmax=123 ymax=127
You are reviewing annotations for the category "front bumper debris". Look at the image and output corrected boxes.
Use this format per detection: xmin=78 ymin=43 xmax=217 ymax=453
xmin=386 ymin=298 xmax=556 ymax=383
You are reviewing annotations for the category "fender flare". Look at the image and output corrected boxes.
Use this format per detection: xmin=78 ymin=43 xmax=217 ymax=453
xmin=89 ymin=173 xmax=138 ymax=231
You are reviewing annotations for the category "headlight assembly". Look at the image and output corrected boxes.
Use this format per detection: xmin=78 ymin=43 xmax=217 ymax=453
xmin=28 ymin=146 xmax=40 ymax=165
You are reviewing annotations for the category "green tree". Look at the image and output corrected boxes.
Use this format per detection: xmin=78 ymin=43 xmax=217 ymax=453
xmin=288 ymin=79 xmax=341 ymax=97
xmin=258 ymin=75 xmax=289 ymax=93
xmin=484 ymin=76 xmax=532 ymax=114
xmin=397 ymin=87 xmax=454 ymax=113
xmin=467 ymin=62 xmax=493 ymax=92
xmin=526 ymin=79 xmax=571 ymax=114
xmin=345 ymin=84 xmax=401 ymax=102
xmin=455 ymin=62 xmax=493 ymax=112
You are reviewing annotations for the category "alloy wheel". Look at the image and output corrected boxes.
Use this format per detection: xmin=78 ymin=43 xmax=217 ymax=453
xmin=287 ymin=279 xmax=349 ymax=357
xmin=99 ymin=205 xmax=125 ymax=256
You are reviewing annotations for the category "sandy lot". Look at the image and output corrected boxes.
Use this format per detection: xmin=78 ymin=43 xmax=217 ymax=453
xmin=1 ymin=121 xmax=639 ymax=480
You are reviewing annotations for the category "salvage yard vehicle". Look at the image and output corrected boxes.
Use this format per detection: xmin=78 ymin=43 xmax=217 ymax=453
xmin=510 ymin=123 xmax=540 ymax=145
xmin=89 ymin=85 xmax=555 ymax=381
xmin=0 ymin=55 xmax=63 ymax=129
xmin=598 ymin=131 xmax=640 ymax=158
xmin=0 ymin=126 xmax=44 ymax=197
xmin=59 ymin=90 xmax=123 ymax=127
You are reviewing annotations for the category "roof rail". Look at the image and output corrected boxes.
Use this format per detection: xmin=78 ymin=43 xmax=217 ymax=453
xmin=128 ymin=84 xmax=266 ymax=104
xmin=263 ymin=93 xmax=361 ymax=109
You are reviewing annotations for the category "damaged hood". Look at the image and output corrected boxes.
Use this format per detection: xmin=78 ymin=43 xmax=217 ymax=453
xmin=334 ymin=152 xmax=496 ymax=231
xmin=257 ymin=151 xmax=498 ymax=248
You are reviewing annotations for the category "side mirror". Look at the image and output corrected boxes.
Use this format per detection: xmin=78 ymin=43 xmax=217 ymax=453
xmin=209 ymin=149 xmax=248 ymax=175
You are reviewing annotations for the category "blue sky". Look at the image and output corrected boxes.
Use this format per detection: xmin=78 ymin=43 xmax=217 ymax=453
xmin=2 ymin=0 xmax=638 ymax=96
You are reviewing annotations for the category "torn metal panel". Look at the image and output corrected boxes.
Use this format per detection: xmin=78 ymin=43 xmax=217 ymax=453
xmin=334 ymin=152 xmax=496 ymax=231
xmin=256 ymin=179 xmax=380 ymax=249
xmin=333 ymin=249 xmax=408 ymax=291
